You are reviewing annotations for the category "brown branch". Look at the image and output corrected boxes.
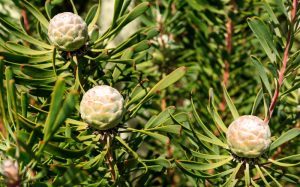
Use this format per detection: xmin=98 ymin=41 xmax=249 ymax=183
xmin=21 ymin=9 xmax=30 ymax=34
xmin=106 ymin=149 xmax=116 ymax=182
xmin=265 ymin=0 xmax=298 ymax=123
xmin=265 ymin=0 xmax=299 ymax=162
xmin=167 ymin=144 xmax=176 ymax=187
xmin=220 ymin=1 xmax=234 ymax=112
xmin=223 ymin=17 xmax=233 ymax=87
xmin=104 ymin=135 xmax=116 ymax=183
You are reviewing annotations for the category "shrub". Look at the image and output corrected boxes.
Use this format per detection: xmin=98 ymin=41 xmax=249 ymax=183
xmin=0 ymin=0 xmax=299 ymax=186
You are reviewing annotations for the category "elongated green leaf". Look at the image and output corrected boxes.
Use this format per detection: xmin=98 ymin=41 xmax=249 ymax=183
xmin=88 ymin=0 xmax=101 ymax=32
xmin=20 ymin=65 xmax=56 ymax=79
xmin=69 ymin=0 xmax=78 ymax=14
xmin=52 ymin=48 xmax=57 ymax=76
xmin=112 ymin=0 xmax=124 ymax=25
xmin=167 ymin=112 xmax=190 ymax=129
xmin=130 ymin=67 xmax=186 ymax=116
xmin=190 ymin=150 xmax=230 ymax=159
xmin=262 ymin=92 xmax=270 ymax=120
xmin=21 ymin=0 xmax=49 ymax=28
xmin=5 ymin=67 xmax=17 ymax=129
xmin=111 ymin=27 xmax=157 ymax=55
xmin=20 ymin=92 xmax=28 ymax=117
xmin=115 ymin=136 xmax=138 ymax=159
xmin=148 ymin=125 xmax=181 ymax=135
xmin=111 ymin=40 xmax=150 ymax=81
xmin=268 ymin=159 xmax=300 ymax=167
xmin=45 ymin=90 xmax=78 ymax=142
xmin=116 ymin=136 xmax=148 ymax=172
xmin=112 ymin=49 xmax=133 ymax=82
xmin=276 ymin=154 xmax=300 ymax=162
xmin=17 ymin=114 xmax=41 ymax=131
xmin=142 ymin=158 xmax=171 ymax=168
xmin=262 ymin=1 xmax=282 ymax=39
xmin=195 ymin=132 xmax=228 ymax=148
xmin=45 ymin=0 xmax=53 ymax=19
xmin=282 ymin=82 xmax=300 ymax=96
xmin=261 ymin=167 xmax=283 ymax=187
xmin=223 ymin=162 xmax=242 ymax=187
xmin=255 ymin=165 xmax=270 ymax=187
xmin=85 ymin=5 xmax=98 ymax=25
xmin=177 ymin=160 xmax=234 ymax=178
xmin=222 ymin=84 xmax=239 ymax=119
xmin=8 ymin=79 xmax=19 ymax=129
xmin=270 ymin=128 xmax=300 ymax=151
xmin=78 ymin=143 xmax=108 ymax=171
xmin=66 ymin=118 xmax=88 ymax=131
xmin=44 ymin=143 xmax=91 ymax=159
xmin=95 ymin=2 xmax=150 ymax=44
xmin=5 ymin=42 xmax=52 ymax=56
xmin=0 ymin=63 xmax=14 ymax=138
xmin=43 ymin=78 xmax=65 ymax=137
xmin=0 ymin=52 xmax=52 ymax=64
xmin=176 ymin=156 xmax=232 ymax=171
xmin=245 ymin=163 xmax=250 ymax=186
xmin=251 ymin=88 xmax=263 ymax=115
xmin=76 ymin=134 xmax=96 ymax=142
xmin=15 ymin=76 xmax=60 ymax=86
xmin=131 ymin=40 xmax=151 ymax=53
xmin=192 ymin=98 xmax=227 ymax=147
xmin=128 ymin=128 xmax=170 ymax=144
xmin=145 ymin=106 xmax=175 ymax=128
xmin=52 ymin=166 xmax=88 ymax=186
xmin=188 ymin=123 xmax=216 ymax=151
xmin=247 ymin=17 xmax=279 ymax=62
xmin=208 ymin=106 xmax=227 ymax=133
xmin=251 ymin=178 xmax=260 ymax=187
xmin=251 ymin=56 xmax=272 ymax=96
xmin=126 ymin=86 xmax=148 ymax=106
xmin=208 ymin=89 xmax=228 ymax=133
xmin=0 ymin=61 xmax=8 ymax=129
xmin=274 ymin=0 xmax=288 ymax=18
xmin=0 ymin=17 xmax=52 ymax=49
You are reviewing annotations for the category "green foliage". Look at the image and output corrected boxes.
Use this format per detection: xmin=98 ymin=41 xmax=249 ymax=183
xmin=0 ymin=0 xmax=299 ymax=186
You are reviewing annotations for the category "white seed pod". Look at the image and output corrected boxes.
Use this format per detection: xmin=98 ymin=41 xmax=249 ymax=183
xmin=80 ymin=85 xmax=125 ymax=130
xmin=226 ymin=115 xmax=271 ymax=158
xmin=48 ymin=12 xmax=88 ymax=51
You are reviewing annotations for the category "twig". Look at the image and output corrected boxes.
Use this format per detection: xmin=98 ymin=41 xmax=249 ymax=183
xmin=106 ymin=149 xmax=116 ymax=182
xmin=220 ymin=1 xmax=234 ymax=112
xmin=224 ymin=17 xmax=233 ymax=83
xmin=106 ymin=136 xmax=116 ymax=182
xmin=21 ymin=9 xmax=30 ymax=34
xmin=167 ymin=143 xmax=176 ymax=187
xmin=265 ymin=0 xmax=298 ymax=123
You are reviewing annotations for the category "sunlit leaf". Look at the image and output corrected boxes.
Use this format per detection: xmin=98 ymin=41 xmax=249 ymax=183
xmin=270 ymin=128 xmax=300 ymax=151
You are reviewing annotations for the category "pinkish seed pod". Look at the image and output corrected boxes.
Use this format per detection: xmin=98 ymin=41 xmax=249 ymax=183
xmin=226 ymin=115 xmax=271 ymax=158
xmin=80 ymin=85 xmax=125 ymax=130
xmin=1 ymin=159 xmax=20 ymax=186
xmin=48 ymin=12 xmax=88 ymax=51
